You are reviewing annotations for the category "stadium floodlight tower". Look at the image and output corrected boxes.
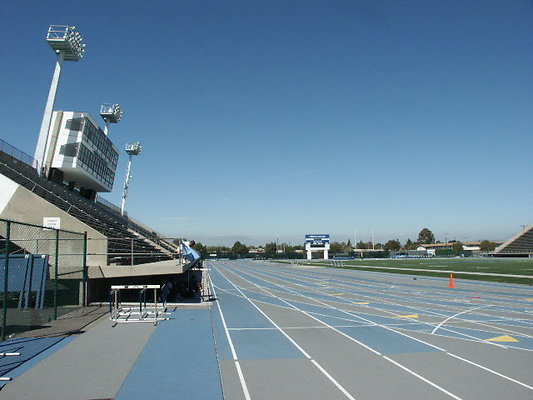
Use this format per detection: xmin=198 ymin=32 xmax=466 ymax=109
xmin=100 ymin=103 xmax=123 ymax=135
xmin=120 ymin=142 xmax=142 ymax=216
xmin=35 ymin=25 xmax=85 ymax=176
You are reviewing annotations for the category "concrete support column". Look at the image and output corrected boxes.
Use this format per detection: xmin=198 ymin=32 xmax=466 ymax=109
xmin=35 ymin=51 xmax=65 ymax=175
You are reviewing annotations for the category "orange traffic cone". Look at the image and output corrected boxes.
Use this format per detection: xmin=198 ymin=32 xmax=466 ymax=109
xmin=449 ymin=273 xmax=455 ymax=288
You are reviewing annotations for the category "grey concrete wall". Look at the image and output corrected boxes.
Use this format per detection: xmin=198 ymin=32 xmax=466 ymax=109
xmin=0 ymin=182 xmax=108 ymax=268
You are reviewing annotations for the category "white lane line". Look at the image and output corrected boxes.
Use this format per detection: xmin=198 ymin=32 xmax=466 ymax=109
xmin=237 ymin=263 xmax=513 ymax=348
xmin=431 ymin=306 xmax=488 ymax=334
xmin=254 ymin=262 xmax=533 ymax=314
xmin=217 ymin=263 xmax=467 ymax=400
xmin=258 ymin=263 xmax=533 ymax=333
xmin=382 ymin=356 xmax=463 ymax=400
xmin=213 ymin=263 xmax=358 ymax=400
xmin=225 ymin=262 xmax=533 ymax=394
xmin=446 ymin=353 xmax=533 ymax=391
xmin=210 ymin=276 xmax=251 ymax=400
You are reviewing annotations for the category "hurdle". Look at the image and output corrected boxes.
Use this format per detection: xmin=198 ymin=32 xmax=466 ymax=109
xmin=332 ymin=260 xmax=345 ymax=268
xmin=0 ymin=351 xmax=21 ymax=381
xmin=109 ymin=285 xmax=170 ymax=326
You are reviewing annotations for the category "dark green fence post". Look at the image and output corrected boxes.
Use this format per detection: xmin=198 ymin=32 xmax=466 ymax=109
xmin=82 ymin=232 xmax=88 ymax=307
xmin=2 ymin=221 xmax=11 ymax=342
xmin=53 ymin=229 xmax=59 ymax=320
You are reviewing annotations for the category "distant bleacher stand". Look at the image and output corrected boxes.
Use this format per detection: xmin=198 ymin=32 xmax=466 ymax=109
xmin=493 ymin=225 xmax=533 ymax=257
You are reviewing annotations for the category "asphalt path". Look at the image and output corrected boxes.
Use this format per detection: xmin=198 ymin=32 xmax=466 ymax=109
xmin=208 ymin=260 xmax=533 ymax=400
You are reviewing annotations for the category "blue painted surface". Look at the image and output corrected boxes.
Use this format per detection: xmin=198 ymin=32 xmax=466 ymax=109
xmin=0 ymin=336 xmax=74 ymax=386
xmin=308 ymin=314 xmax=368 ymax=328
xmin=231 ymin=329 xmax=304 ymax=360
xmin=490 ymin=318 xmax=533 ymax=328
xmin=115 ymin=309 xmax=223 ymax=400
xmin=388 ymin=322 xmax=433 ymax=333
xmin=211 ymin=302 xmax=233 ymax=361
xmin=338 ymin=326 xmax=440 ymax=355
xmin=211 ymin=268 xmax=274 ymax=329
xmin=239 ymin=288 xmax=290 ymax=308
xmin=215 ymin=289 xmax=272 ymax=329
xmin=219 ymin=265 xmax=285 ymax=292
xmin=289 ymin=300 xmax=356 ymax=321
xmin=210 ymin=267 xmax=236 ymax=291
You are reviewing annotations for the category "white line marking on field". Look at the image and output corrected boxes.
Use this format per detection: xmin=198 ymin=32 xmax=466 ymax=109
xmin=215 ymin=262 xmax=468 ymax=399
xmin=446 ymin=353 xmax=533 ymax=390
xmin=431 ymin=306 xmax=487 ymax=334
xmin=382 ymin=356 xmax=463 ymax=400
xmin=222 ymin=261 xmax=533 ymax=393
xmin=213 ymin=263 xmax=358 ymax=400
xmin=244 ymin=263 xmax=515 ymax=348
xmin=210 ymin=277 xmax=251 ymax=400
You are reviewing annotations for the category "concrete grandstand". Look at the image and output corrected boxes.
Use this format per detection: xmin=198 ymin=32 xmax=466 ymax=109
xmin=0 ymin=137 xmax=192 ymax=302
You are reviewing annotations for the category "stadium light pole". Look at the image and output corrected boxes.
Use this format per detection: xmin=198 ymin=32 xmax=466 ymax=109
xmin=35 ymin=25 xmax=85 ymax=176
xmin=120 ymin=142 xmax=142 ymax=216
xmin=100 ymin=103 xmax=123 ymax=135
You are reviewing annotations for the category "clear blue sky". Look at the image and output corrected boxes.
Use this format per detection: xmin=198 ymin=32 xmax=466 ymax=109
xmin=1 ymin=1 xmax=532 ymax=246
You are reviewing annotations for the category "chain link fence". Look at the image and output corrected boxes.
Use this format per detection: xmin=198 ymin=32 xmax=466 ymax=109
xmin=0 ymin=219 xmax=87 ymax=341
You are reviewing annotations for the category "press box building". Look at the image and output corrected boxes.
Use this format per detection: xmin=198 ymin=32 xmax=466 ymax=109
xmin=43 ymin=111 xmax=119 ymax=200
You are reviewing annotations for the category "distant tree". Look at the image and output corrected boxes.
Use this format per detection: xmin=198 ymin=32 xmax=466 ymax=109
xmin=384 ymin=239 xmax=401 ymax=251
xmin=480 ymin=240 xmax=497 ymax=251
xmin=452 ymin=241 xmax=464 ymax=252
xmin=194 ymin=242 xmax=207 ymax=255
xmin=264 ymin=242 xmax=277 ymax=254
xmin=417 ymin=228 xmax=435 ymax=244
xmin=356 ymin=240 xmax=368 ymax=249
xmin=404 ymin=238 xmax=417 ymax=250
xmin=329 ymin=242 xmax=344 ymax=253
xmin=231 ymin=241 xmax=249 ymax=254
xmin=346 ymin=239 xmax=352 ymax=250
xmin=206 ymin=245 xmax=230 ymax=253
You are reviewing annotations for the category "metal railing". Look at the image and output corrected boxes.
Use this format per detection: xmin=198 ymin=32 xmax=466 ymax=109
xmin=88 ymin=237 xmax=180 ymax=266
xmin=0 ymin=139 xmax=39 ymax=170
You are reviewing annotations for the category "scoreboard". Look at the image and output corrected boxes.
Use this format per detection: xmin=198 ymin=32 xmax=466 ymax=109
xmin=305 ymin=234 xmax=330 ymax=248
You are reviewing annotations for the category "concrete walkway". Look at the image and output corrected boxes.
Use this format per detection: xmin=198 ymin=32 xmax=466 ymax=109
xmin=0 ymin=318 xmax=156 ymax=399
xmin=0 ymin=306 xmax=224 ymax=400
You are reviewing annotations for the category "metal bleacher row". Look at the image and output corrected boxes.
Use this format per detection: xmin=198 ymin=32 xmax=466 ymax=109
xmin=494 ymin=225 xmax=533 ymax=256
xmin=0 ymin=149 xmax=178 ymax=266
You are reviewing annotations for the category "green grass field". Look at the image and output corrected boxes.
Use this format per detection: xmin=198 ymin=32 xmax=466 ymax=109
xmin=305 ymin=258 xmax=533 ymax=285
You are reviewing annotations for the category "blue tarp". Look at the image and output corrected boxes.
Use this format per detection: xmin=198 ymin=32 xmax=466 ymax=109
xmin=0 ymin=254 xmax=49 ymax=308
xmin=180 ymin=243 xmax=200 ymax=262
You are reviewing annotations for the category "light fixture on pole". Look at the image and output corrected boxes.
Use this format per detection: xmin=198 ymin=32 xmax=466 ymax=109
xmin=120 ymin=142 xmax=142 ymax=216
xmin=35 ymin=25 xmax=85 ymax=176
xmin=100 ymin=103 xmax=123 ymax=135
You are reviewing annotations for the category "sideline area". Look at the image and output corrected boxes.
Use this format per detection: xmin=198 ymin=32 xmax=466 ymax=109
xmin=0 ymin=306 xmax=223 ymax=400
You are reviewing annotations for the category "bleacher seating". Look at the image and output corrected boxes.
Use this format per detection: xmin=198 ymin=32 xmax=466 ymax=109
xmin=494 ymin=225 xmax=533 ymax=256
xmin=0 ymin=149 xmax=178 ymax=266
